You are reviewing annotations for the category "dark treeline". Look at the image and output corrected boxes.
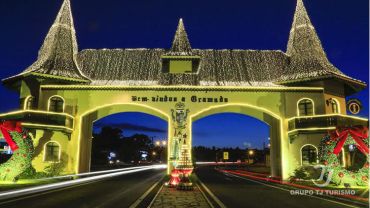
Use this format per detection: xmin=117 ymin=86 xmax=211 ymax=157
xmin=91 ymin=126 xmax=155 ymax=166
xmin=91 ymin=126 xmax=269 ymax=166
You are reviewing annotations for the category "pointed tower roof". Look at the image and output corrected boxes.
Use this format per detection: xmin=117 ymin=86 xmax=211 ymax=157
xmin=169 ymin=18 xmax=193 ymax=55
xmin=286 ymin=0 xmax=327 ymax=61
xmin=280 ymin=0 xmax=366 ymax=93
xmin=4 ymin=0 xmax=90 ymax=84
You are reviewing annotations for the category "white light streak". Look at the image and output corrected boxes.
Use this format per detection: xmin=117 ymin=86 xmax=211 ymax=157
xmin=0 ymin=165 xmax=166 ymax=200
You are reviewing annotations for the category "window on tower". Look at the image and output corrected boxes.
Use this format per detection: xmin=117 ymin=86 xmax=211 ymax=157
xmin=298 ymin=99 xmax=314 ymax=116
xmin=44 ymin=141 xmax=60 ymax=162
xmin=48 ymin=96 xmax=64 ymax=113
xmin=331 ymin=99 xmax=339 ymax=114
xmin=24 ymin=96 xmax=34 ymax=110
xmin=301 ymin=145 xmax=317 ymax=165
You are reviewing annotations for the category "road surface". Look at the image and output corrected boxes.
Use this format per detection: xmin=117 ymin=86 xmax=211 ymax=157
xmin=196 ymin=166 xmax=366 ymax=208
xmin=0 ymin=169 xmax=164 ymax=208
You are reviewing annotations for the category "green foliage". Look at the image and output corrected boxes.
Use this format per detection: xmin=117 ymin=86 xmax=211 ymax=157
xmin=319 ymin=134 xmax=369 ymax=186
xmin=0 ymin=131 xmax=34 ymax=181
xmin=291 ymin=166 xmax=309 ymax=180
xmin=17 ymin=166 xmax=36 ymax=179
xmin=43 ymin=153 xmax=67 ymax=177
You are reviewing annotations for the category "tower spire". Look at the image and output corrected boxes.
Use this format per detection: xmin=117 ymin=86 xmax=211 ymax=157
xmin=170 ymin=18 xmax=192 ymax=55
xmin=286 ymin=0 xmax=327 ymax=62
xmin=23 ymin=0 xmax=89 ymax=82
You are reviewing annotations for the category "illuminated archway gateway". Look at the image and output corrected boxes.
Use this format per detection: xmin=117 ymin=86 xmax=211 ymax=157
xmin=1 ymin=0 xmax=367 ymax=179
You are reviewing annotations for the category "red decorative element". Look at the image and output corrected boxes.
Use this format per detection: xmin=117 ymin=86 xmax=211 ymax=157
xmin=362 ymin=176 xmax=368 ymax=181
xmin=329 ymin=126 xmax=369 ymax=155
xmin=364 ymin=163 xmax=369 ymax=168
xmin=338 ymin=172 xmax=344 ymax=178
xmin=169 ymin=169 xmax=181 ymax=186
xmin=323 ymin=161 xmax=328 ymax=165
xmin=0 ymin=121 xmax=22 ymax=151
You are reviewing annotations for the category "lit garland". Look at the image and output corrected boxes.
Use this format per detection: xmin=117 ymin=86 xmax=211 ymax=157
xmin=319 ymin=127 xmax=369 ymax=186
xmin=0 ymin=122 xmax=34 ymax=182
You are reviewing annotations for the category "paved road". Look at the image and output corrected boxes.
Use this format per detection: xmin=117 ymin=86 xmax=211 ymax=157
xmin=196 ymin=166 xmax=365 ymax=208
xmin=0 ymin=169 xmax=164 ymax=208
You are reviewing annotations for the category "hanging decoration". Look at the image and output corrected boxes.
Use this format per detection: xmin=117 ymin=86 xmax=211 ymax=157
xmin=319 ymin=126 xmax=369 ymax=186
xmin=0 ymin=121 xmax=34 ymax=182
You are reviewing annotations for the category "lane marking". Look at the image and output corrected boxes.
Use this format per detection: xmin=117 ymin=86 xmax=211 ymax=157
xmin=226 ymin=172 xmax=361 ymax=208
xmin=147 ymin=184 xmax=164 ymax=208
xmin=198 ymin=178 xmax=227 ymax=208
xmin=129 ymin=176 xmax=163 ymax=208
xmin=196 ymin=183 xmax=215 ymax=208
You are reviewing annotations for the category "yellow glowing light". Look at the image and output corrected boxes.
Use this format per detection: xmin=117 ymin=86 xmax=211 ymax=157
xmin=286 ymin=114 xmax=368 ymax=122
xmin=162 ymin=140 xmax=167 ymax=146
xmin=75 ymin=103 xmax=171 ymax=174
xmin=299 ymin=144 xmax=318 ymax=166
xmin=152 ymin=152 xmax=157 ymax=156
xmin=23 ymin=95 xmax=34 ymax=110
xmin=43 ymin=141 xmax=62 ymax=163
xmin=296 ymin=97 xmax=315 ymax=117
xmin=341 ymin=148 xmax=346 ymax=167
xmin=248 ymin=150 xmax=254 ymax=155
xmin=287 ymin=127 xmax=336 ymax=134
xmin=155 ymin=141 xmax=160 ymax=146
xmin=47 ymin=95 xmax=66 ymax=112
xmin=0 ymin=110 xmax=74 ymax=120
xmin=41 ymin=84 xmax=324 ymax=92
xmin=22 ymin=122 xmax=73 ymax=132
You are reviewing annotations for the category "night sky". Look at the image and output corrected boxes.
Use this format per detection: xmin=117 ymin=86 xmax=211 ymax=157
xmin=0 ymin=0 xmax=368 ymax=148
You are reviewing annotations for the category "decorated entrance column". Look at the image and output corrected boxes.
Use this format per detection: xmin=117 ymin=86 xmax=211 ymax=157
xmin=168 ymin=102 xmax=193 ymax=173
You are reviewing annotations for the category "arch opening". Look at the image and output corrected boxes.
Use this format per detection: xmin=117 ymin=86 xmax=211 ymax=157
xmin=77 ymin=104 xmax=170 ymax=173
xmin=189 ymin=104 xmax=284 ymax=178
xmin=192 ymin=113 xmax=271 ymax=172
xmin=91 ymin=112 xmax=168 ymax=170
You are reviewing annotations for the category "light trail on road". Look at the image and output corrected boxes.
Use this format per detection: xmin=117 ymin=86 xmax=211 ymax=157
xmin=34 ymin=166 xmax=151 ymax=181
xmin=0 ymin=164 xmax=166 ymax=200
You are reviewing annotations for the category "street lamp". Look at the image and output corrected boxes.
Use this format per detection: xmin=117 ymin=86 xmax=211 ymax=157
xmin=162 ymin=140 xmax=167 ymax=146
xmin=248 ymin=150 xmax=254 ymax=156
xmin=155 ymin=141 xmax=161 ymax=146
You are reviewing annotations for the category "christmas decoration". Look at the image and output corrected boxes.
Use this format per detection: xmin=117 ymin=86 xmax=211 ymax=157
xmin=0 ymin=121 xmax=34 ymax=181
xmin=319 ymin=126 xmax=369 ymax=186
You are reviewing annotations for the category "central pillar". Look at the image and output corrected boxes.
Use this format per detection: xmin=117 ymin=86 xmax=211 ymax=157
xmin=167 ymin=102 xmax=193 ymax=174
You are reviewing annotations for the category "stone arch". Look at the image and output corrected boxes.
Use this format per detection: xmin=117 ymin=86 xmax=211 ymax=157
xmin=75 ymin=103 xmax=170 ymax=173
xmin=190 ymin=103 xmax=285 ymax=178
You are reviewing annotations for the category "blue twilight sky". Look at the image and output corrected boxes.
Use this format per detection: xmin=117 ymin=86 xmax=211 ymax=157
xmin=0 ymin=0 xmax=368 ymax=148
xmin=93 ymin=112 xmax=269 ymax=149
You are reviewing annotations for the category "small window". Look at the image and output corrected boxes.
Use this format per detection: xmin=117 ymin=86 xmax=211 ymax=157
xmin=169 ymin=60 xmax=192 ymax=73
xmin=301 ymin=145 xmax=317 ymax=165
xmin=298 ymin=99 xmax=313 ymax=116
xmin=44 ymin=142 xmax=60 ymax=162
xmin=331 ymin=99 xmax=339 ymax=114
xmin=24 ymin=96 xmax=34 ymax=110
xmin=49 ymin=96 xmax=64 ymax=112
